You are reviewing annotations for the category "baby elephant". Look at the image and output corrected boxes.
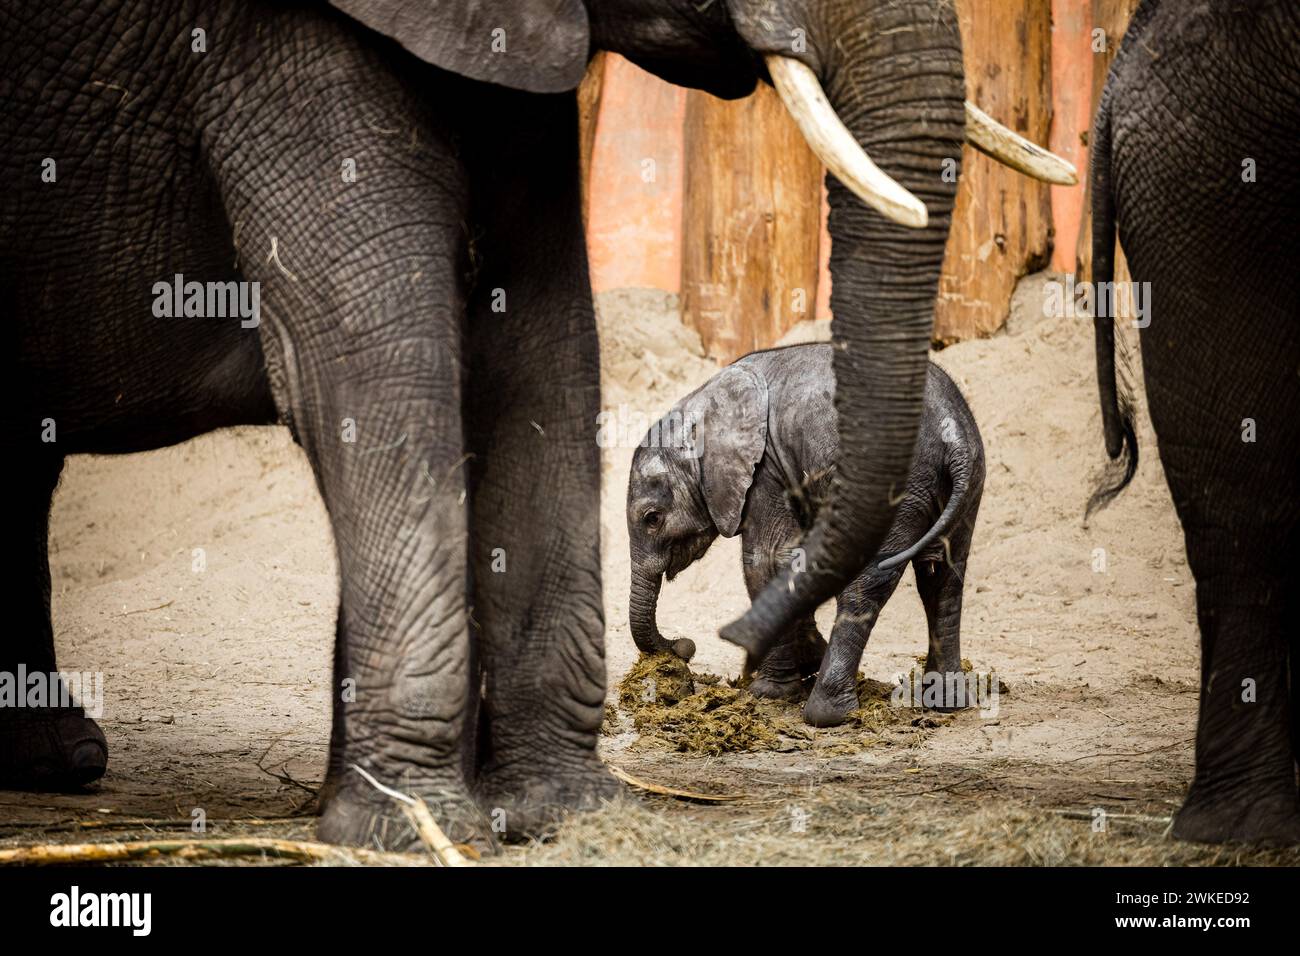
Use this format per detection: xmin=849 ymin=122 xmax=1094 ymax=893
xmin=627 ymin=342 xmax=985 ymax=727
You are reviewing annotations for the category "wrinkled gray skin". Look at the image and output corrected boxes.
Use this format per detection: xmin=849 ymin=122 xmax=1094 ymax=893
xmin=1089 ymin=0 xmax=1300 ymax=845
xmin=3 ymin=0 xmax=965 ymax=848
xmin=628 ymin=344 xmax=984 ymax=727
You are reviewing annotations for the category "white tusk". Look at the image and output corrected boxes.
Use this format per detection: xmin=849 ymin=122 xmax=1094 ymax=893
xmin=964 ymin=101 xmax=1079 ymax=185
xmin=765 ymin=54 xmax=928 ymax=229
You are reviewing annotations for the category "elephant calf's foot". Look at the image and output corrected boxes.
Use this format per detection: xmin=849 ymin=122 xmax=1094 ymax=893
xmin=318 ymin=771 xmax=485 ymax=851
xmin=747 ymin=674 xmax=808 ymax=702
xmin=0 ymin=707 xmax=107 ymax=790
xmin=921 ymin=655 xmax=971 ymax=713
xmin=1172 ymin=784 xmax=1300 ymax=846
xmin=475 ymin=757 xmax=618 ymax=842
xmin=803 ymin=682 xmax=859 ymax=728
xmin=747 ymin=638 xmax=823 ymax=702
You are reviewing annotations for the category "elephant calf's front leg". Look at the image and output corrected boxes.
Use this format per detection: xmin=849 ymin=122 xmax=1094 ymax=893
xmin=741 ymin=532 xmax=827 ymax=702
xmin=745 ymin=621 xmax=826 ymax=701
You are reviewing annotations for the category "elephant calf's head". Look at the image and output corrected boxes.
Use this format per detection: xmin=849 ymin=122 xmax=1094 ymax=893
xmin=627 ymin=365 xmax=769 ymax=661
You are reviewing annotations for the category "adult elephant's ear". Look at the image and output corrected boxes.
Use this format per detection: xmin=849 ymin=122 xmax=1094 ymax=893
xmin=685 ymin=366 xmax=769 ymax=538
xmin=328 ymin=0 xmax=590 ymax=93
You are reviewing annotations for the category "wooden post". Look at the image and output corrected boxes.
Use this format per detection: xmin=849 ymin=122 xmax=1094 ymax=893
xmin=679 ymin=85 xmax=823 ymax=364
xmin=577 ymin=52 xmax=607 ymax=232
xmin=585 ymin=56 xmax=687 ymax=295
xmin=1075 ymin=0 xmax=1139 ymax=312
xmin=935 ymin=0 xmax=1054 ymax=343
xmin=1050 ymin=0 xmax=1096 ymax=272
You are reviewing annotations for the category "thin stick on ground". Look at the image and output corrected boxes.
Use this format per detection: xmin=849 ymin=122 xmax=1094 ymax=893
xmin=0 ymin=817 xmax=304 ymax=835
xmin=350 ymin=764 xmax=472 ymax=867
xmin=608 ymin=764 xmax=744 ymax=802
xmin=0 ymin=838 xmax=428 ymax=867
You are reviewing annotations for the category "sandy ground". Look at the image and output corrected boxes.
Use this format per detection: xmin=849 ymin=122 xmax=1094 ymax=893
xmin=4 ymin=273 xmax=1296 ymax=865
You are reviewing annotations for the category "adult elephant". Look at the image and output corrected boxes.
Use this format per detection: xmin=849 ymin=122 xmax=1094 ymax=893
xmin=4 ymin=0 xmax=1069 ymax=848
xmin=1085 ymin=0 xmax=1300 ymax=845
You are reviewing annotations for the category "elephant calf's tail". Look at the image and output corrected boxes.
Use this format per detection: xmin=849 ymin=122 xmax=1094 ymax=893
xmin=1085 ymin=96 xmax=1138 ymax=520
xmin=876 ymin=450 xmax=973 ymax=573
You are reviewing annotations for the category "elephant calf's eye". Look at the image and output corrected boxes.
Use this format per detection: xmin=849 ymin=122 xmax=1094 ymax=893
xmin=643 ymin=511 xmax=662 ymax=531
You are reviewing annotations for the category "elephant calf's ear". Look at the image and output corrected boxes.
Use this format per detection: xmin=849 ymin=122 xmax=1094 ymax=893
xmin=692 ymin=366 xmax=769 ymax=538
xmin=328 ymin=0 xmax=590 ymax=93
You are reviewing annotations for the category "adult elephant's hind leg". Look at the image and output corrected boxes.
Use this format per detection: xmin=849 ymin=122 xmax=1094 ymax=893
xmin=464 ymin=92 xmax=615 ymax=840
xmin=1170 ymin=528 xmax=1300 ymax=845
xmin=0 ymin=454 xmax=107 ymax=789
xmin=1154 ymin=418 xmax=1299 ymax=844
xmin=1139 ymin=301 xmax=1300 ymax=845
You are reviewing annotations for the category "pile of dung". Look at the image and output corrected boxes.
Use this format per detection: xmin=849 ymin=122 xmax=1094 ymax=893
xmin=630 ymin=684 xmax=786 ymax=755
xmin=617 ymin=652 xmax=698 ymax=710
xmin=612 ymin=653 xmax=932 ymax=756
xmin=847 ymin=675 xmax=902 ymax=734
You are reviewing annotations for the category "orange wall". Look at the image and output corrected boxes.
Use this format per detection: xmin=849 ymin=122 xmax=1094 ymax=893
xmin=586 ymin=56 xmax=685 ymax=294
xmin=1050 ymin=0 xmax=1094 ymax=272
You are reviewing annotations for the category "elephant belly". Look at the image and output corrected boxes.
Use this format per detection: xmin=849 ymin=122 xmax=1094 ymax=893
xmin=13 ymin=226 xmax=279 ymax=455
xmin=7 ymin=84 xmax=277 ymax=454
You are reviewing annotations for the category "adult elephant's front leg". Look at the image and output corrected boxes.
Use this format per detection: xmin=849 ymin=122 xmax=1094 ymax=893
xmin=464 ymin=92 xmax=615 ymax=839
xmin=212 ymin=105 xmax=478 ymax=849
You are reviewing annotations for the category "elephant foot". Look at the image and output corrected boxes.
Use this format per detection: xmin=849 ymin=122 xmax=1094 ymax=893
xmin=475 ymin=757 xmax=618 ymax=842
xmin=803 ymin=684 xmax=858 ymax=728
xmin=746 ymin=631 xmax=824 ymax=703
xmin=747 ymin=674 xmax=807 ymax=702
xmin=317 ymin=771 xmax=485 ymax=851
xmin=923 ymin=674 xmax=970 ymax=714
xmin=1171 ymin=784 xmax=1300 ymax=846
xmin=0 ymin=707 xmax=107 ymax=790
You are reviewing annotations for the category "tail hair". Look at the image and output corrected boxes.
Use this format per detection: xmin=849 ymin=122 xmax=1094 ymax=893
xmin=1085 ymin=332 xmax=1138 ymax=519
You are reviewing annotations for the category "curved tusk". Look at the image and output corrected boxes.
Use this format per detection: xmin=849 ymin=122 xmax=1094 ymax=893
xmin=964 ymin=101 xmax=1079 ymax=185
xmin=765 ymin=54 xmax=928 ymax=229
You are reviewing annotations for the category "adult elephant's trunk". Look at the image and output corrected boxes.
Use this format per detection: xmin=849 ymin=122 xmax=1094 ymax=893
xmin=720 ymin=3 xmax=966 ymax=659
xmin=630 ymin=564 xmax=696 ymax=661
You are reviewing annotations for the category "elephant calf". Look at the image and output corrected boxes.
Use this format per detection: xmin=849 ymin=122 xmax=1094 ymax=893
xmin=627 ymin=342 xmax=985 ymax=727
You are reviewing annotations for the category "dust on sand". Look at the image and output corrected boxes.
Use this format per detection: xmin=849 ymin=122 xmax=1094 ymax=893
xmin=5 ymin=277 xmax=1296 ymax=866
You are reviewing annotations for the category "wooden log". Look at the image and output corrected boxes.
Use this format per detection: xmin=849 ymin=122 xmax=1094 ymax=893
xmin=577 ymin=52 xmax=607 ymax=231
xmin=935 ymin=0 xmax=1054 ymax=343
xmin=679 ymin=84 xmax=823 ymax=364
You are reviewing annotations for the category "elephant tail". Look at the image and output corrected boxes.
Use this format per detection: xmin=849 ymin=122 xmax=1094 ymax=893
xmin=876 ymin=444 xmax=975 ymax=573
xmin=1085 ymin=93 xmax=1139 ymax=520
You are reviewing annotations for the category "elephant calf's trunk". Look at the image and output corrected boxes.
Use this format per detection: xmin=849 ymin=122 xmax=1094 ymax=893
xmin=629 ymin=569 xmax=696 ymax=661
